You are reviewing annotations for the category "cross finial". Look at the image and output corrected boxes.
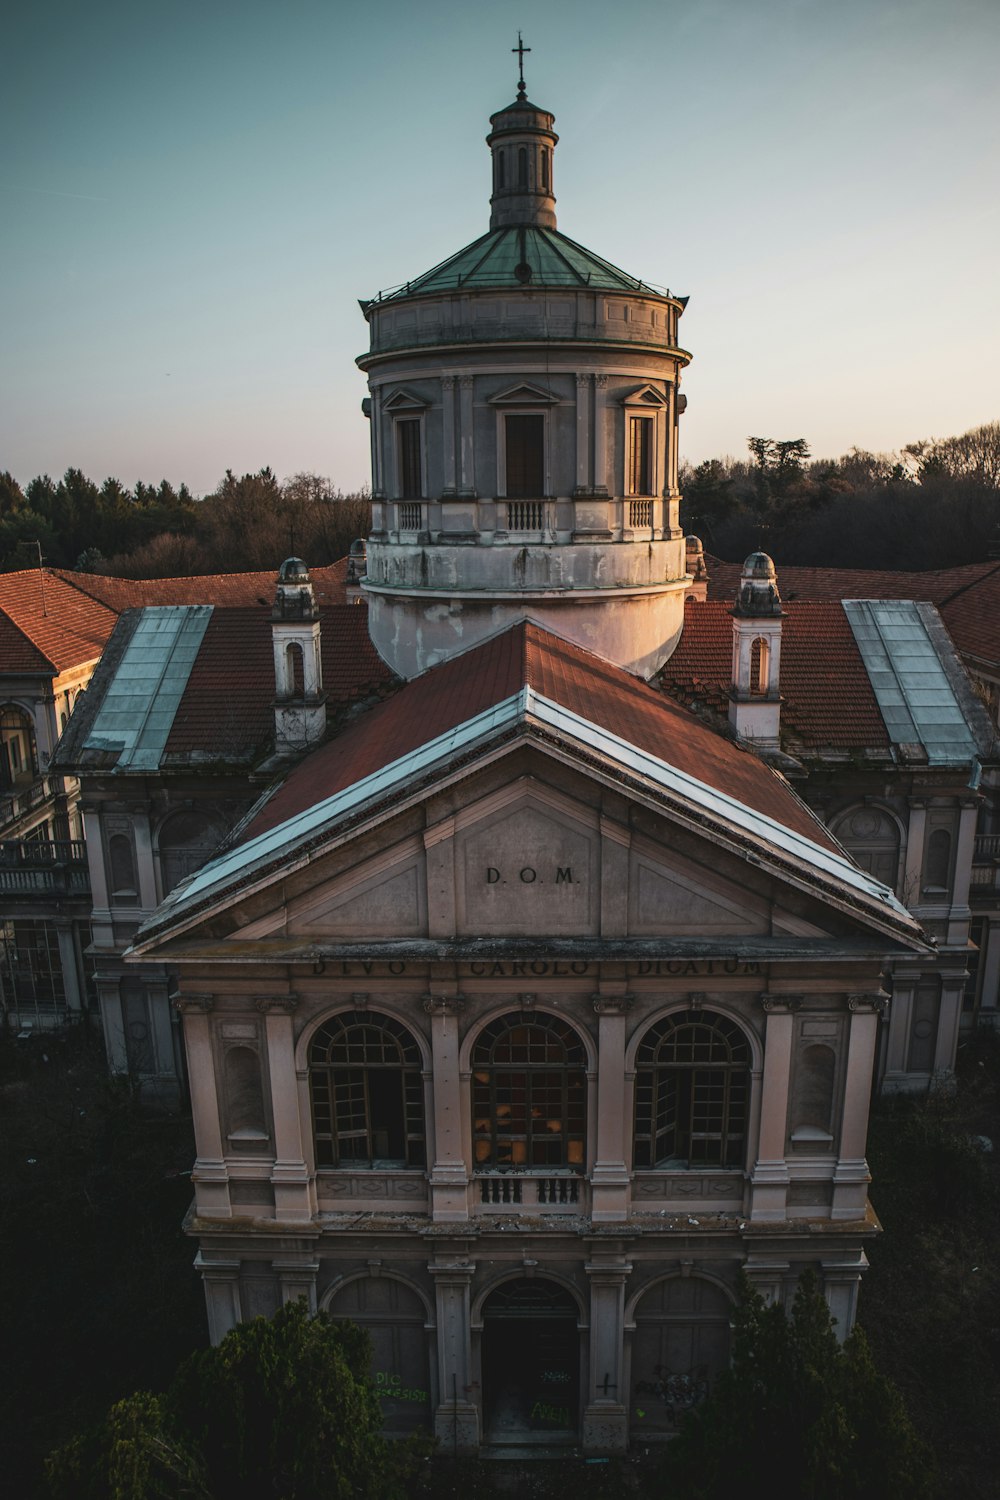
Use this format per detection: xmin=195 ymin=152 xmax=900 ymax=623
xmin=512 ymin=31 xmax=530 ymax=96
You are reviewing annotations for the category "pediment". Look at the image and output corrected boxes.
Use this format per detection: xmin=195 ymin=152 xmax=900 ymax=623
xmin=622 ymin=383 xmax=668 ymax=407
xmin=382 ymin=388 xmax=428 ymax=411
xmin=239 ymin=840 xmax=426 ymax=940
xmin=487 ymin=381 xmax=561 ymax=406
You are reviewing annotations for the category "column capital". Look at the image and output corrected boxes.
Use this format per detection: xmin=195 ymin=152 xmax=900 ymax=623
xmin=591 ymin=993 xmax=635 ymax=1015
xmin=594 ymin=374 xmax=609 ymax=389
xmin=174 ymin=993 xmax=214 ymax=1014
xmin=759 ymin=993 xmax=802 ymax=1014
xmin=254 ymin=994 xmax=300 ymax=1015
xmin=422 ymin=993 xmax=467 ymax=1017
xmin=441 ymin=373 xmax=456 ymax=390
xmin=576 ymin=372 xmax=591 ymax=389
xmin=847 ymin=991 xmax=889 ymax=1015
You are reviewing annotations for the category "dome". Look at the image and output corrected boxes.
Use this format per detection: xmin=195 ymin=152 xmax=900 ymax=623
xmin=278 ymin=557 xmax=309 ymax=582
xmin=349 ymin=538 xmax=367 ymax=558
xmin=742 ymin=551 xmax=776 ymax=581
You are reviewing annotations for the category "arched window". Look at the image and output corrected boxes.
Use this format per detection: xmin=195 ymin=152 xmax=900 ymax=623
xmin=472 ymin=1014 xmax=586 ymax=1171
xmin=158 ymin=810 xmax=226 ymax=897
xmin=750 ymin=637 xmax=769 ymax=695
xmin=108 ymin=832 xmax=139 ymax=906
xmin=518 ymin=146 xmax=528 ymax=187
xmin=831 ymin=806 xmax=901 ymax=891
xmin=0 ymin=705 xmax=37 ymax=789
xmin=284 ymin=641 xmax=305 ymax=697
xmin=309 ymin=1012 xmax=425 ymax=1169
xmin=924 ymin=828 xmax=952 ymax=892
xmin=634 ymin=1012 xmax=750 ymax=1169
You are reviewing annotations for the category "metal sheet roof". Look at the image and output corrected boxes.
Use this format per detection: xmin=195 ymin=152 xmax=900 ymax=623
xmin=83 ymin=606 xmax=212 ymax=769
xmin=153 ymin=683 xmax=909 ymax=927
xmin=366 ymin=225 xmax=672 ymax=304
xmin=844 ymin=600 xmax=977 ymax=764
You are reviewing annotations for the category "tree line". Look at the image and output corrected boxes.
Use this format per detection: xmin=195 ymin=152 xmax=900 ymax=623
xmin=680 ymin=420 xmax=1000 ymax=570
xmin=0 ymin=468 xmax=371 ymax=578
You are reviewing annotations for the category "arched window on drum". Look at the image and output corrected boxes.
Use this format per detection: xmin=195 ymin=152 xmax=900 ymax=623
xmin=634 ymin=1012 xmax=750 ymax=1170
xmin=309 ymin=1012 xmax=425 ymax=1170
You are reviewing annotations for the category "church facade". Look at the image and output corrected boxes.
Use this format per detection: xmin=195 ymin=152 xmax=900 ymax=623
xmin=104 ymin=66 xmax=987 ymax=1455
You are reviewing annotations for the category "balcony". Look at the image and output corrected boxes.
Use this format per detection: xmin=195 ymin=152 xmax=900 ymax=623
xmin=0 ymin=840 xmax=90 ymax=898
xmin=473 ymin=1171 xmax=587 ymax=1215
xmin=972 ymin=835 xmax=1000 ymax=897
xmin=0 ymin=778 xmax=58 ymax=836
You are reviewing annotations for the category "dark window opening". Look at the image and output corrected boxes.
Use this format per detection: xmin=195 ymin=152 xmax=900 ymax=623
xmin=310 ymin=1012 xmax=425 ymax=1169
xmin=518 ymin=146 xmax=528 ymax=187
xmin=472 ymin=1014 xmax=586 ymax=1171
xmin=629 ymin=416 xmax=654 ymax=496
xmin=497 ymin=150 xmax=506 ymax=189
xmin=634 ymin=1013 xmax=750 ymax=1169
xmin=397 ymin=419 xmax=422 ymax=499
xmin=505 ymin=414 xmax=544 ymax=497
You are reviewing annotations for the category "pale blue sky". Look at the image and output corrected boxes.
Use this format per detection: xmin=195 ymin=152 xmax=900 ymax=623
xmin=2 ymin=0 xmax=998 ymax=496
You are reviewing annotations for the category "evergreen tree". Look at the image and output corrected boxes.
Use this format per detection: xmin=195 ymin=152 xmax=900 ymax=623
xmin=658 ymin=1272 xmax=935 ymax=1500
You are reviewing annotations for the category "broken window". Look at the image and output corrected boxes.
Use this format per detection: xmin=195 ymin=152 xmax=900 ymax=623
xmin=634 ymin=1012 xmax=750 ymax=1169
xmin=472 ymin=1013 xmax=586 ymax=1171
xmin=309 ymin=1012 xmax=425 ymax=1169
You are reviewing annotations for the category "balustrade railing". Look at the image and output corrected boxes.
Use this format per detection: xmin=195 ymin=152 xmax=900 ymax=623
xmin=474 ymin=1172 xmax=585 ymax=1212
xmin=628 ymin=498 xmax=653 ymax=528
xmin=973 ymin=834 xmax=1000 ymax=862
xmin=398 ymin=502 xmax=422 ymax=532
xmin=0 ymin=839 xmax=90 ymax=896
xmin=505 ymin=500 xmax=546 ymax=533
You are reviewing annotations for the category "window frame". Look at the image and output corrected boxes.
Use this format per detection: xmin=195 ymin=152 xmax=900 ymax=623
xmin=633 ymin=1012 xmax=750 ymax=1171
xmin=471 ymin=1013 xmax=587 ymax=1173
xmin=309 ymin=1011 xmax=426 ymax=1171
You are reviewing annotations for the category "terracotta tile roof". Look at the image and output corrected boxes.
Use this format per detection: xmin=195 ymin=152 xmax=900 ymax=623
xmin=660 ymin=599 xmax=890 ymax=754
xmin=705 ymin=556 xmax=1000 ymax=669
xmin=50 ymin=558 xmax=349 ymax=612
xmin=242 ymin=621 xmax=840 ymax=854
xmin=0 ymin=570 xmax=118 ymax=674
xmin=162 ymin=604 xmax=393 ymax=757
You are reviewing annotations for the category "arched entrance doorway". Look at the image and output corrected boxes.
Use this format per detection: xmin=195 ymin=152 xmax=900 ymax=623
xmin=630 ymin=1276 xmax=731 ymax=1438
xmin=326 ymin=1276 xmax=432 ymax=1436
xmin=482 ymin=1279 xmax=579 ymax=1445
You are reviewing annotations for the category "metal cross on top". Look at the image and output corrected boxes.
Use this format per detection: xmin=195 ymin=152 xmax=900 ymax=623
xmin=512 ymin=31 xmax=531 ymax=94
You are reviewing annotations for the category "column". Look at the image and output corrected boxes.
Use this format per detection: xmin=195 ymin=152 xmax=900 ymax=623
xmin=273 ymin=1259 xmax=320 ymax=1311
xmin=54 ymin=920 xmax=83 ymax=1011
xmin=590 ymin=993 xmax=633 ymax=1223
xmin=948 ymin=798 xmax=979 ymax=943
xmin=574 ymin=373 xmax=591 ymax=493
xmin=441 ymin=374 xmax=457 ymax=495
xmin=832 ymin=993 xmax=886 ymax=1219
xmin=458 ymin=376 xmax=475 ymax=496
xmin=256 ymin=996 xmax=314 ymax=1222
xmin=423 ymin=993 xmax=469 ymax=1221
xmin=582 ymin=1251 xmax=632 ymax=1454
xmin=593 ymin=376 xmax=609 ymax=496
xmin=195 ymin=1253 xmax=242 ymax=1344
xmin=903 ymin=799 xmax=927 ymax=906
xmin=934 ymin=972 xmax=967 ymax=1076
xmin=749 ymin=995 xmax=799 ymax=1222
xmin=881 ymin=974 xmax=914 ymax=1086
xmin=429 ymin=1256 xmax=479 ymax=1453
xmin=820 ymin=1250 xmax=868 ymax=1340
xmin=976 ymin=915 xmax=1000 ymax=1020
xmin=176 ymin=994 xmax=232 ymax=1219
xmin=132 ymin=809 xmax=157 ymax=910
xmin=372 ymin=384 xmax=385 ymax=498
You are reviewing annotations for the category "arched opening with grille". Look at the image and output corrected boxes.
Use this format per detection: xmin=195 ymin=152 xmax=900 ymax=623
xmin=471 ymin=1013 xmax=586 ymax=1171
xmin=309 ymin=1011 xmax=425 ymax=1169
xmin=633 ymin=1011 xmax=751 ymax=1169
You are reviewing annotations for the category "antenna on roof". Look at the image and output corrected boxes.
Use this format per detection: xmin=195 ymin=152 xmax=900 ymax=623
xmin=512 ymin=30 xmax=531 ymax=97
xmin=35 ymin=540 xmax=47 ymax=617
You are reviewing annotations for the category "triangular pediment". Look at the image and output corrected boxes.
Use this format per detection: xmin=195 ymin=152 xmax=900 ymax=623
xmin=487 ymin=381 xmax=560 ymax=406
xmin=622 ymin=383 xmax=668 ymax=407
xmin=382 ymin=389 xmax=428 ymax=411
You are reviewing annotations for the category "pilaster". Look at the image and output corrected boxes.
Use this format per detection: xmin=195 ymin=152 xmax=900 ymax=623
xmin=582 ymin=1249 xmax=631 ymax=1454
xmin=589 ymin=992 xmax=633 ymax=1222
xmin=749 ymin=995 xmax=799 ymax=1221
xmin=575 ymin=373 xmax=591 ymax=493
xmin=832 ymin=992 xmax=886 ymax=1218
xmin=423 ymin=993 xmax=469 ymax=1221
xmin=195 ymin=1253 xmax=243 ymax=1344
xmin=176 ymin=994 xmax=231 ymax=1219
xmin=441 ymin=374 xmax=457 ymax=495
xmin=256 ymin=996 xmax=314 ymax=1222
xmin=429 ymin=1255 xmax=479 ymax=1453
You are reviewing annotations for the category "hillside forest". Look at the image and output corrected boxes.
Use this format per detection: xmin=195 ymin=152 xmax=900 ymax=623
xmin=0 ymin=419 xmax=996 ymax=579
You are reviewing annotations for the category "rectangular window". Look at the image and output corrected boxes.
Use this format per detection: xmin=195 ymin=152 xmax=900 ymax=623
xmin=505 ymin=414 xmax=544 ymax=497
xmin=628 ymin=416 xmax=654 ymax=496
xmin=397 ymin=419 xmax=422 ymax=499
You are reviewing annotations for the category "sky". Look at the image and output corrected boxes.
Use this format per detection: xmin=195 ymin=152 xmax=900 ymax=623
xmin=2 ymin=0 xmax=998 ymax=497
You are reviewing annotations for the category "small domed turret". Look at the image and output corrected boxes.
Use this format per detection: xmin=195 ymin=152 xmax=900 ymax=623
xmin=278 ymin=556 xmax=310 ymax=583
xmin=735 ymin=551 xmax=782 ymax=617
